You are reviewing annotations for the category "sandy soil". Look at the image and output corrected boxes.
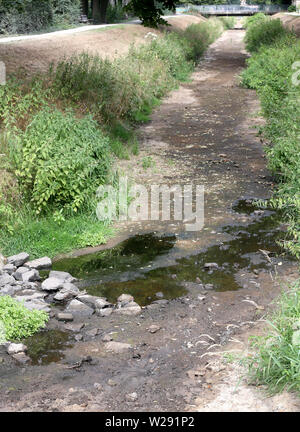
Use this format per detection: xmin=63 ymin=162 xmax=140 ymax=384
xmin=0 ymin=29 xmax=299 ymax=412
xmin=0 ymin=15 xmax=204 ymax=76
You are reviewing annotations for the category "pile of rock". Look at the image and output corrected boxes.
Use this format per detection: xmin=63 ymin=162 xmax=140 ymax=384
xmin=1 ymin=252 xmax=142 ymax=323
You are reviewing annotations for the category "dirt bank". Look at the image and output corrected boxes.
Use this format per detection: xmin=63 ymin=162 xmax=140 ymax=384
xmin=0 ymin=29 xmax=299 ymax=412
xmin=272 ymin=12 xmax=300 ymax=36
xmin=0 ymin=15 xmax=204 ymax=77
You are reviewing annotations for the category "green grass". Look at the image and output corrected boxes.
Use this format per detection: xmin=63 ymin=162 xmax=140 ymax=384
xmin=245 ymin=282 xmax=300 ymax=395
xmin=0 ymin=212 xmax=113 ymax=259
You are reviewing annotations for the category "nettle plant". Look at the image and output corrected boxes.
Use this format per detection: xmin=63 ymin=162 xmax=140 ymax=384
xmin=11 ymin=108 xmax=111 ymax=214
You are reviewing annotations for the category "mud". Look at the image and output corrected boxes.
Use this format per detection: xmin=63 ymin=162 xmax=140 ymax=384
xmin=0 ymin=30 xmax=299 ymax=412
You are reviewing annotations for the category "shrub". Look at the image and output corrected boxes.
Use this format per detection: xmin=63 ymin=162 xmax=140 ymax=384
xmin=244 ymin=12 xmax=267 ymax=30
xmin=0 ymin=295 xmax=48 ymax=340
xmin=245 ymin=18 xmax=290 ymax=53
xmin=288 ymin=5 xmax=296 ymax=12
xmin=10 ymin=108 xmax=111 ymax=214
xmin=106 ymin=2 xmax=127 ymax=23
xmin=218 ymin=16 xmax=236 ymax=30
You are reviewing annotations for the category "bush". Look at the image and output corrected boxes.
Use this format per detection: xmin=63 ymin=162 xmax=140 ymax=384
xmin=10 ymin=108 xmax=111 ymax=214
xmin=245 ymin=18 xmax=290 ymax=53
xmin=218 ymin=16 xmax=236 ymax=30
xmin=246 ymin=283 xmax=300 ymax=395
xmin=106 ymin=2 xmax=127 ymax=23
xmin=288 ymin=5 xmax=296 ymax=12
xmin=244 ymin=12 xmax=267 ymax=30
xmin=241 ymin=14 xmax=300 ymax=258
xmin=0 ymin=295 xmax=48 ymax=340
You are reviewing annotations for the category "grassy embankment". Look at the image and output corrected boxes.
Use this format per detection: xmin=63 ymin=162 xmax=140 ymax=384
xmin=0 ymin=18 xmax=233 ymax=259
xmin=240 ymin=14 xmax=300 ymax=395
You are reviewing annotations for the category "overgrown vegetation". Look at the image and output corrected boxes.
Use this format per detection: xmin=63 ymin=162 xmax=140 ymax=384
xmin=0 ymin=19 xmax=225 ymax=258
xmin=0 ymin=296 xmax=48 ymax=340
xmin=246 ymin=283 xmax=300 ymax=395
xmin=241 ymin=15 xmax=300 ymax=395
xmin=241 ymin=15 xmax=300 ymax=258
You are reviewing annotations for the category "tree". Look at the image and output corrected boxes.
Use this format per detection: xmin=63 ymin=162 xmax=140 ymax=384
xmin=92 ymin=0 xmax=109 ymax=23
xmin=126 ymin=0 xmax=176 ymax=28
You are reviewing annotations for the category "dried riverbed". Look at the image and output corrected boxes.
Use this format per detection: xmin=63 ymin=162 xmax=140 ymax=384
xmin=0 ymin=29 xmax=299 ymax=412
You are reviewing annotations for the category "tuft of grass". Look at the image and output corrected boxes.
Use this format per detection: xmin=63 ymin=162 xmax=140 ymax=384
xmin=244 ymin=17 xmax=290 ymax=53
xmin=245 ymin=282 xmax=300 ymax=395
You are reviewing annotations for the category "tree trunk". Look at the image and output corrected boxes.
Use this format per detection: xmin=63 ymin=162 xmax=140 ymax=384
xmin=100 ymin=0 xmax=109 ymax=23
xmin=92 ymin=0 xmax=101 ymax=23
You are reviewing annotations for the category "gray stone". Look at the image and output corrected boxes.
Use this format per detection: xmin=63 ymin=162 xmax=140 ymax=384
xmin=66 ymin=299 xmax=94 ymax=318
xmin=126 ymin=392 xmax=138 ymax=402
xmin=75 ymin=334 xmax=83 ymax=342
xmin=22 ymin=299 xmax=50 ymax=313
xmin=7 ymin=252 xmax=29 ymax=267
xmin=0 ymin=273 xmax=15 ymax=287
xmin=148 ymin=324 xmax=161 ymax=334
xmin=102 ymin=334 xmax=113 ymax=342
xmin=15 ymin=292 xmax=45 ymax=302
xmin=7 ymin=343 xmax=27 ymax=355
xmin=104 ymin=341 xmax=132 ymax=353
xmin=22 ymin=269 xmax=40 ymax=282
xmin=54 ymin=283 xmax=79 ymax=302
xmin=57 ymin=312 xmax=74 ymax=322
xmin=13 ymin=266 xmax=30 ymax=281
xmin=0 ymin=253 xmax=5 ymax=271
xmin=12 ymin=352 xmax=31 ymax=364
xmin=117 ymin=294 xmax=134 ymax=305
xmin=114 ymin=301 xmax=142 ymax=316
xmin=65 ymin=323 xmax=84 ymax=332
xmin=204 ymin=262 xmax=219 ymax=270
xmin=85 ymin=328 xmax=99 ymax=337
xmin=97 ymin=307 xmax=113 ymax=317
xmin=2 ymin=264 xmax=16 ymax=275
xmin=41 ymin=277 xmax=64 ymax=292
xmin=95 ymin=297 xmax=111 ymax=310
xmin=94 ymin=383 xmax=102 ymax=391
xmin=24 ymin=256 xmax=52 ymax=270
xmin=0 ymin=285 xmax=18 ymax=296
xmin=77 ymin=294 xmax=110 ymax=310
xmin=155 ymin=292 xmax=164 ymax=298
xmin=49 ymin=270 xmax=76 ymax=283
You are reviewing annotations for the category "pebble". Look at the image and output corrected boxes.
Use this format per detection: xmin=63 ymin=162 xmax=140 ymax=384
xmin=126 ymin=392 xmax=138 ymax=402
xmin=57 ymin=312 xmax=74 ymax=322
xmin=148 ymin=324 xmax=161 ymax=334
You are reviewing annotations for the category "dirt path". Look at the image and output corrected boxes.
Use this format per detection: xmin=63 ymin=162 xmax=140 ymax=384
xmin=0 ymin=30 xmax=299 ymax=412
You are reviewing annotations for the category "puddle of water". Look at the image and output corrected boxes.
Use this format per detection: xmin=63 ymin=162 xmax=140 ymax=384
xmin=53 ymin=201 xmax=292 ymax=306
xmin=24 ymin=330 xmax=73 ymax=365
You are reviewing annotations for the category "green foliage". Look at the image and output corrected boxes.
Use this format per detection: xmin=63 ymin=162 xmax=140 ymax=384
xmin=244 ymin=12 xmax=267 ymax=30
xmin=11 ymin=108 xmax=111 ymax=214
xmin=288 ymin=5 xmax=296 ymax=12
xmin=125 ymin=0 xmax=176 ymax=28
xmin=0 ymin=296 xmax=48 ymax=340
xmin=245 ymin=282 xmax=300 ymax=395
xmin=106 ymin=2 xmax=127 ymax=23
xmin=218 ymin=16 xmax=236 ymax=30
xmin=245 ymin=17 xmax=290 ymax=53
xmin=241 ymin=23 xmax=300 ymax=259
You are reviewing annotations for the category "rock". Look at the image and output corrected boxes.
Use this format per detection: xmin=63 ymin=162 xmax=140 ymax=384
xmin=148 ymin=324 xmax=161 ymax=334
xmin=95 ymin=298 xmax=111 ymax=310
xmin=65 ymin=323 xmax=84 ymax=332
xmin=117 ymin=294 xmax=134 ymax=305
xmin=13 ymin=266 xmax=30 ymax=281
xmin=204 ymin=263 xmax=219 ymax=270
xmin=0 ymin=273 xmax=15 ymax=287
xmin=22 ymin=269 xmax=40 ymax=282
xmin=196 ymin=277 xmax=201 ymax=284
xmin=152 ymin=299 xmax=168 ymax=305
xmin=0 ymin=253 xmax=6 ymax=271
xmin=97 ymin=307 xmax=113 ymax=317
xmin=41 ymin=277 xmax=64 ymax=292
xmin=102 ymin=334 xmax=113 ymax=342
xmin=23 ymin=299 xmax=50 ymax=313
xmin=66 ymin=299 xmax=94 ymax=318
xmin=104 ymin=341 xmax=132 ymax=353
xmin=114 ymin=301 xmax=142 ymax=316
xmin=94 ymin=383 xmax=102 ymax=391
xmin=12 ymin=352 xmax=30 ymax=364
xmin=54 ymin=283 xmax=79 ymax=302
xmin=75 ymin=334 xmax=83 ymax=342
xmin=24 ymin=256 xmax=52 ymax=270
xmin=204 ymin=284 xmax=214 ymax=290
xmin=57 ymin=312 xmax=74 ymax=322
xmin=85 ymin=328 xmax=99 ymax=338
xmin=7 ymin=252 xmax=29 ymax=267
xmin=107 ymin=379 xmax=117 ymax=387
xmin=0 ymin=285 xmax=18 ymax=296
xmin=2 ymin=264 xmax=16 ymax=275
xmin=49 ymin=270 xmax=76 ymax=283
xmin=7 ymin=343 xmax=27 ymax=355
xmin=155 ymin=292 xmax=164 ymax=298
xmin=77 ymin=294 xmax=105 ymax=310
xmin=126 ymin=392 xmax=138 ymax=402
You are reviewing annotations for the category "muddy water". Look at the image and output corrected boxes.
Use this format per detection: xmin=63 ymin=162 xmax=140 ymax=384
xmin=53 ymin=200 xmax=293 ymax=306
xmin=24 ymin=330 xmax=73 ymax=365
